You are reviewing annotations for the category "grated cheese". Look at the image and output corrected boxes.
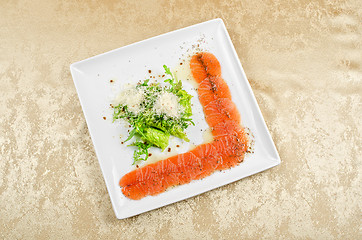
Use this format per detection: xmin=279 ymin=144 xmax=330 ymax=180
xmin=114 ymin=86 xmax=145 ymax=114
xmin=154 ymin=91 xmax=180 ymax=118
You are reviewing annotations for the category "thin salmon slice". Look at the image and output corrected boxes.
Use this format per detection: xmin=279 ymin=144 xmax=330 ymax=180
xmin=216 ymin=155 xmax=244 ymax=170
xmin=189 ymin=52 xmax=221 ymax=83
xmin=120 ymin=52 xmax=249 ymax=200
xmin=198 ymin=76 xmax=232 ymax=107
xmin=121 ymin=183 xmax=146 ymax=200
xmin=190 ymin=54 xmax=207 ymax=83
xmin=199 ymin=52 xmax=221 ymax=77
xmin=212 ymin=134 xmax=247 ymax=157
xmin=122 ymin=175 xmax=169 ymax=200
xmin=119 ymin=162 xmax=157 ymax=187
xmin=215 ymin=133 xmax=248 ymax=170
xmin=191 ymin=143 xmax=220 ymax=179
xmin=203 ymin=98 xmax=241 ymax=128
xmin=211 ymin=120 xmax=242 ymax=138
xmin=169 ymin=152 xmax=202 ymax=184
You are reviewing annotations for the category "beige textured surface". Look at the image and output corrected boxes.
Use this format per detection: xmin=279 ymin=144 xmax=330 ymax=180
xmin=1 ymin=0 xmax=361 ymax=239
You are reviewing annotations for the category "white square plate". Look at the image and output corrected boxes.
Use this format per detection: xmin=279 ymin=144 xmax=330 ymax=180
xmin=70 ymin=19 xmax=280 ymax=219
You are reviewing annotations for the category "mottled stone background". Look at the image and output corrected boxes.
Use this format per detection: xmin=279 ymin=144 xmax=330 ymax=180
xmin=1 ymin=0 xmax=361 ymax=239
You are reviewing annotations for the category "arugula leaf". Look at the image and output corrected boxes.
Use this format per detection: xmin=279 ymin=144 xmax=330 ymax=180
xmin=163 ymin=64 xmax=179 ymax=93
xmin=163 ymin=65 xmax=173 ymax=78
xmin=138 ymin=79 xmax=149 ymax=87
xmin=130 ymin=141 xmax=151 ymax=164
xmin=125 ymin=128 xmax=137 ymax=142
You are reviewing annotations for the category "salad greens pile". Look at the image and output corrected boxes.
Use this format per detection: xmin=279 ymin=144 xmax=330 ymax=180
xmin=113 ymin=65 xmax=194 ymax=164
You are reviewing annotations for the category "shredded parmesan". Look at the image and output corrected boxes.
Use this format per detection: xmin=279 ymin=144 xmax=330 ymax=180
xmin=154 ymin=91 xmax=180 ymax=118
xmin=114 ymin=86 xmax=145 ymax=114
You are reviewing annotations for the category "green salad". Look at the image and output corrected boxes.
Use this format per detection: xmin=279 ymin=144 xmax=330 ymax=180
xmin=113 ymin=65 xmax=194 ymax=164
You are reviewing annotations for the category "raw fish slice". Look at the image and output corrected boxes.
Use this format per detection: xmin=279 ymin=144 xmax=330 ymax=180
xmin=191 ymin=143 xmax=219 ymax=179
xmin=198 ymin=76 xmax=231 ymax=106
xmin=191 ymin=143 xmax=216 ymax=159
xmin=171 ymin=152 xmax=202 ymax=184
xmin=199 ymin=52 xmax=221 ymax=77
xmin=212 ymin=134 xmax=245 ymax=157
xmin=190 ymin=52 xmax=221 ymax=83
xmin=121 ymin=183 xmax=145 ymax=200
xmin=119 ymin=163 xmax=158 ymax=187
xmin=216 ymin=155 xmax=244 ymax=170
xmin=204 ymin=98 xmax=241 ymax=127
xmin=190 ymin=54 xmax=207 ymax=83
xmin=211 ymin=120 xmax=243 ymax=138
xmin=194 ymin=154 xmax=223 ymax=180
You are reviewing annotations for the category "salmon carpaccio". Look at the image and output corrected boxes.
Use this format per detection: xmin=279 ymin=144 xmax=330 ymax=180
xmin=120 ymin=52 xmax=249 ymax=200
